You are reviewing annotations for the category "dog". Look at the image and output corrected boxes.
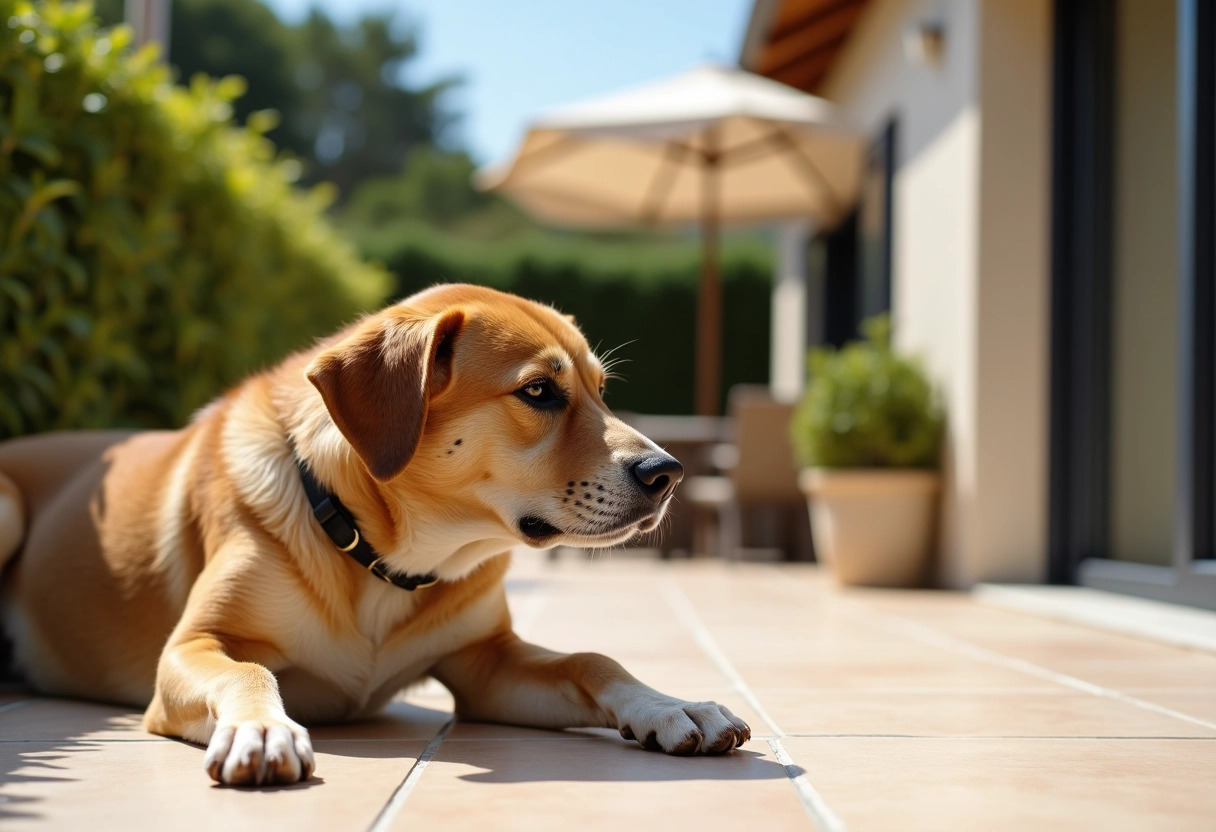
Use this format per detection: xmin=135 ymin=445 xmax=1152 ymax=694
xmin=0 ymin=283 xmax=750 ymax=786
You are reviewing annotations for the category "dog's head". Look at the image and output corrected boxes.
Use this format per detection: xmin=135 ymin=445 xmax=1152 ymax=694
xmin=304 ymin=284 xmax=682 ymax=558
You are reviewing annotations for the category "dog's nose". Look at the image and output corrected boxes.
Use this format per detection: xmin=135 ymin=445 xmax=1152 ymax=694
xmin=630 ymin=453 xmax=684 ymax=503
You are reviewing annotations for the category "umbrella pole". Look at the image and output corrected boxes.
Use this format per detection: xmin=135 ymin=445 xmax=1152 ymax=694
xmin=695 ymin=155 xmax=722 ymax=417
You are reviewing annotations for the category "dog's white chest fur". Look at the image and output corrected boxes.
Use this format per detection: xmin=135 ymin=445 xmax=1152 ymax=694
xmin=275 ymin=580 xmax=497 ymax=722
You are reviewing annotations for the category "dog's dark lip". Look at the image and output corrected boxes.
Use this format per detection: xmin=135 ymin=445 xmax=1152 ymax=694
xmin=518 ymin=516 xmax=562 ymax=541
xmin=637 ymin=513 xmax=663 ymax=533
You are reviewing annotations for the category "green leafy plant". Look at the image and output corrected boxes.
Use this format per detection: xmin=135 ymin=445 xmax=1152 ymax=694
xmin=790 ymin=316 xmax=943 ymax=469
xmin=0 ymin=1 xmax=387 ymax=437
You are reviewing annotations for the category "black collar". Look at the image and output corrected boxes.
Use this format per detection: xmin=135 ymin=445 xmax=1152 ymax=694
xmin=295 ymin=456 xmax=438 ymax=592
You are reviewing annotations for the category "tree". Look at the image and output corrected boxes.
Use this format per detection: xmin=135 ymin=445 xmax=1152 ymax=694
xmin=290 ymin=11 xmax=458 ymax=196
xmin=166 ymin=0 xmax=303 ymax=157
xmin=92 ymin=0 xmax=458 ymax=198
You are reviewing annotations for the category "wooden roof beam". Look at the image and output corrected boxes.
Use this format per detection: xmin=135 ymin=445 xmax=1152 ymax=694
xmin=756 ymin=0 xmax=867 ymax=77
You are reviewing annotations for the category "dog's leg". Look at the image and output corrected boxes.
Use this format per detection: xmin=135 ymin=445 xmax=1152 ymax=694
xmin=144 ymin=635 xmax=314 ymax=786
xmin=433 ymin=631 xmax=751 ymax=755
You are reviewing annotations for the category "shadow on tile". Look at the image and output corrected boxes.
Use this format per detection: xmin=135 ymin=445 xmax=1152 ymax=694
xmin=308 ymin=700 xmax=453 ymax=741
xmin=431 ymin=736 xmax=791 ymax=784
xmin=0 ymin=743 xmax=96 ymax=822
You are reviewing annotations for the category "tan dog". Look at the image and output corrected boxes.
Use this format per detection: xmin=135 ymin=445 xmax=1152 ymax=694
xmin=0 ymin=284 xmax=749 ymax=786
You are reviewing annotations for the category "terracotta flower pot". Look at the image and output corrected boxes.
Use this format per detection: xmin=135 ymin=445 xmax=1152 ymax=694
xmin=798 ymin=468 xmax=939 ymax=587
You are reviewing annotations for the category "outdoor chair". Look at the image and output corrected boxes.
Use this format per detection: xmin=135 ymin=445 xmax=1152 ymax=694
xmin=682 ymin=385 xmax=812 ymax=561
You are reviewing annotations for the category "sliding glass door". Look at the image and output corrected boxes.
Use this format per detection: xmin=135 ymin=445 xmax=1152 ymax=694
xmin=1050 ymin=0 xmax=1216 ymax=609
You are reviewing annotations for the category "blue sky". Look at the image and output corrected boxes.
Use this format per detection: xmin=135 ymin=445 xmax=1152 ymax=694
xmin=261 ymin=0 xmax=754 ymax=165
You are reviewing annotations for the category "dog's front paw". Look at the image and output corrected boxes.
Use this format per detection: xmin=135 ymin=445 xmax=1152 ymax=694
xmin=204 ymin=718 xmax=315 ymax=786
xmin=617 ymin=697 xmax=751 ymax=755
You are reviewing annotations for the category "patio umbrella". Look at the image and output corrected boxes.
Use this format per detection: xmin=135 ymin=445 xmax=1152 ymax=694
xmin=477 ymin=63 xmax=863 ymax=415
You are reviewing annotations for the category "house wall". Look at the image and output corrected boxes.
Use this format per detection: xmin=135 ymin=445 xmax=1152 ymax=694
xmin=973 ymin=0 xmax=1052 ymax=583
xmin=818 ymin=0 xmax=1051 ymax=584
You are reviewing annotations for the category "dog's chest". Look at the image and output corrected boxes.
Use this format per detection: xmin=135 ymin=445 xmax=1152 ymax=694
xmin=276 ymin=584 xmax=485 ymax=722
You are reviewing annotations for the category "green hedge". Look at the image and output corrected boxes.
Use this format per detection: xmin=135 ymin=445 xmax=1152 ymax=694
xmin=371 ymin=228 xmax=772 ymax=415
xmin=0 ymin=1 xmax=387 ymax=437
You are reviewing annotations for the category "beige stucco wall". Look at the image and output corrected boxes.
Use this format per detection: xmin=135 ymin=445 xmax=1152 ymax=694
xmin=819 ymin=0 xmax=1051 ymax=585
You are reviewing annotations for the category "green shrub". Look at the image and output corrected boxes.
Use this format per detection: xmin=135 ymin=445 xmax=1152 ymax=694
xmin=790 ymin=316 xmax=943 ymax=468
xmin=0 ymin=1 xmax=387 ymax=437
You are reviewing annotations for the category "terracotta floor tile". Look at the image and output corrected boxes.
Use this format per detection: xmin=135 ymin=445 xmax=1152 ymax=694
xmin=0 ymin=738 xmax=427 ymax=831
xmin=1127 ymin=690 xmax=1216 ymax=724
xmin=389 ymin=736 xmax=812 ymax=831
xmin=2 ymin=552 xmax=1209 ymax=828
xmin=1031 ymin=656 xmax=1216 ymax=690
xmin=0 ymin=699 xmax=158 ymax=742
xmin=756 ymin=689 xmax=1216 ymax=737
xmin=782 ymin=736 xmax=1216 ymax=831
xmin=731 ymin=651 xmax=1046 ymax=691
xmin=522 ymin=599 xmax=699 ymax=658
xmin=848 ymin=595 xmax=1216 ymax=689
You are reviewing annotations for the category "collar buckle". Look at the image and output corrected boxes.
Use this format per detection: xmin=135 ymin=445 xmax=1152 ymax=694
xmin=294 ymin=449 xmax=439 ymax=592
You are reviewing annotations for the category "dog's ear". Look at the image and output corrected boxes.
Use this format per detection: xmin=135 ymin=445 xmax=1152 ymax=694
xmin=305 ymin=308 xmax=465 ymax=483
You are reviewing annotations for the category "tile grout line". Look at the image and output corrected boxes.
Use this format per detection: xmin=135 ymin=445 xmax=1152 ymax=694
xmin=365 ymin=718 xmax=453 ymax=832
xmin=660 ymin=579 xmax=847 ymax=832
xmin=659 ymin=580 xmax=787 ymax=737
xmin=767 ymin=738 xmax=848 ymax=832
xmin=869 ymin=612 xmax=1216 ymax=733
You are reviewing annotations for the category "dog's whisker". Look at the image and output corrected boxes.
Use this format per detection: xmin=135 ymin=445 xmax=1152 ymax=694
xmin=597 ymin=339 xmax=636 ymax=364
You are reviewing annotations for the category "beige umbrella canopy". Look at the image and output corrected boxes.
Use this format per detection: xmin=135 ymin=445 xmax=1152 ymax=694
xmin=477 ymin=64 xmax=863 ymax=415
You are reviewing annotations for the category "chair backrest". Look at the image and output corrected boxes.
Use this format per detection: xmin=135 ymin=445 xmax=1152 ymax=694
xmin=727 ymin=385 xmax=802 ymax=503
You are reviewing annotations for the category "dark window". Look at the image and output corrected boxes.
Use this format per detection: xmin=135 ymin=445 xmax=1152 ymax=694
xmin=805 ymin=118 xmax=896 ymax=350
xmin=858 ymin=119 xmax=896 ymax=322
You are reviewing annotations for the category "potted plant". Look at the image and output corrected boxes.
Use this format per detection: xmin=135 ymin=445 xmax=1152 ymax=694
xmin=790 ymin=316 xmax=944 ymax=587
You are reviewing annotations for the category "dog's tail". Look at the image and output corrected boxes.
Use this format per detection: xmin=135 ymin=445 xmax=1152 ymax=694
xmin=0 ymin=472 xmax=24 ymax=573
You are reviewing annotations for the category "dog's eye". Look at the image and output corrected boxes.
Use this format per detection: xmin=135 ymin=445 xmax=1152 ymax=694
xmin=598 ymin=385 xmax=606 ymax=397
xmin=516 ymin=379 xmax=564 ymax=409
